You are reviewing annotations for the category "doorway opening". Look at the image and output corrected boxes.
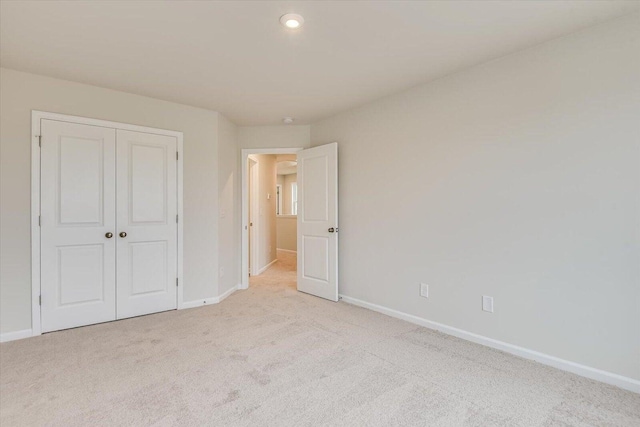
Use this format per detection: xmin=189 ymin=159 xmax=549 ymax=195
xmin=241 ymin=143 xmax=339 ymax=301
xmin=241 ymin=148 xmax=302 ymax=290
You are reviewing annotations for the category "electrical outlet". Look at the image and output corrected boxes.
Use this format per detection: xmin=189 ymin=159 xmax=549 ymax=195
xmin=420 ymin=283 xmax=429 ymax=298
xmin=482 ymin=296 xmax=494 ymax=313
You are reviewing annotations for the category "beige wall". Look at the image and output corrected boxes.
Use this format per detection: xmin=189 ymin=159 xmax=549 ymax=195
xmin=311 ymin=15 xmax=640 ymax=380
xmin=276 ymin=173 xmax=298 ymax=215
xmin=276 ymin=170 xmax=297 ymax=251
xmin=281 ymin=173 xmax=298 ymax=216
xmin=0 ymin=68 xmax=221 ymax=333
xmin=251 ymin=154 xmax=277 ymax=272
xmin=276 ymin=217 xmax=297 ymax=252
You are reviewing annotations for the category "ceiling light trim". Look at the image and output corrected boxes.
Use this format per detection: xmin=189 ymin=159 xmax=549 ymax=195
xmin=280 ymin=13 xmax=304 ymax=29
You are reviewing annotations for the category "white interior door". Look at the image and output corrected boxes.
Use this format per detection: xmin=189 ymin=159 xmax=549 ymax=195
xmin=297 ymin=143 xmax=338 ymax=301
xmin=116 ymin=130 xmax=178 ymax=319
xmin=40 ymin=120 xmax=117 ymax=332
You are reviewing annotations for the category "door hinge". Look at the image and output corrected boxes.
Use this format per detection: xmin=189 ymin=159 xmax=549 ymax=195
xmin=176 ymin=214 xmax=178 ymax=223
xmin=176 ymin=151 xmax=179 ymax=160
xmin=38 ymin=135 xmax=42 ymax=147
xmin=39 ymin=295 xmax=41 ymax=306
xmin=176 ymin=278 xmax=179 ymax=287
xmin=38 ymin=215 xmax=41 ymax=226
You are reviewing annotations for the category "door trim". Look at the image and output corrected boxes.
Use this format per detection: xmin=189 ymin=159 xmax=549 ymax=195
xmin=31 ymin=111 xmax=184 ymax=337
xmin=240 ymin=148 xmax=303 ymax=290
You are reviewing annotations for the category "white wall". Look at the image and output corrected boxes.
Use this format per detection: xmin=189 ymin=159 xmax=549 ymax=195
xmin=311 ymin=15 xmax=640 ymax=380
xmin=237 ymin=125 xmax=310 ymax=150
xmin=0 ymin=68 xmax=221 ymax=333
xmin=218 ymin=114 xmax=238 ymax=295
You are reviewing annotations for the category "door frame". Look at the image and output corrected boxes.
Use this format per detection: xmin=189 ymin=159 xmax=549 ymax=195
xmin=31 ymin=110 xmax=184 ymax=337
xmin=240 ymin=148 xmax=303 ymax=289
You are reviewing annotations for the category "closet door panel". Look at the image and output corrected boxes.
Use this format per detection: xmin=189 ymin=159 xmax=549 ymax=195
xmin=40 ymin=120 xmax=117 ymax=332
xmin=116 ymin=130 xmax=178 ymax=319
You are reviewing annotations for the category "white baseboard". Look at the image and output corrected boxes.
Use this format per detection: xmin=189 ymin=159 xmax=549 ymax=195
xmin=339 ymin=294 xmax=640 ymax=394
xmin=0 ymin=329 xmax=33 ymax=343
xmin=276 ymin=248 xmax=297 ymax=254
xmin=180 ymin=298 xmax=218 ymax=309
xmin=2 ymin=287 xmax=242 ymax=342
xmin=256 ymin=258 xmax=278 ymax=276
xmin=217 ymin=284 xmax=239 ymax=303
xmin=181 ymin=285 xmax=240 ymax=309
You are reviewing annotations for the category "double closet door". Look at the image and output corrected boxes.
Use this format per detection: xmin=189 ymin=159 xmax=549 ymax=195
xmin=40 ymin=119 xmax=178 ymax=333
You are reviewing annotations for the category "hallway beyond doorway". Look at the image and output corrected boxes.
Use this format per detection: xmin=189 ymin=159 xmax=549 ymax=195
xmin=250 ymin=249 xmax=296 ymax=292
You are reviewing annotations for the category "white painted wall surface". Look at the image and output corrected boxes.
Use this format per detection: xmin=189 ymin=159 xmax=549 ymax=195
xmin=0 ymin=68 xmax=221 ymax=333
xmin=237 ymin=125 xmax=310 ymax=150
xmin=310 ymin=15 xmax=640 ymax=380
xmin=218 ymin=114 xmax=239 ymax=294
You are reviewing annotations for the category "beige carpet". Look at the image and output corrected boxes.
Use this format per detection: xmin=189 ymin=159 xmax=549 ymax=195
xmin=1 ymin=250 xmax=639 ymax=426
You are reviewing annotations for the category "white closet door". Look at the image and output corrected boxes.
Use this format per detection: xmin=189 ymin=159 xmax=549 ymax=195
xmin=40 ymin=120 xmax=117 ymax=332
xmin=116 ymin=130 xmax=178 ymax=319
xmin=297 ymin=142 xmax=339 ymax=301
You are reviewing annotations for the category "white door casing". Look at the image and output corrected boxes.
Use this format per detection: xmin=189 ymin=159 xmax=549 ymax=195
xmin=116 ymin=130 xmax=178 ymax=319
xmin=40 ymin=120 xmax=117 ymax=332
xmin=297 ymin=143 xmax=339 ymax=301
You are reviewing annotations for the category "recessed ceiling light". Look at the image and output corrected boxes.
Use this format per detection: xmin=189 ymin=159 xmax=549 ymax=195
xmin=280 ymin=13 xmax=304 ymax=29
xmin=283 ymin=117 xmax=294 ymax=124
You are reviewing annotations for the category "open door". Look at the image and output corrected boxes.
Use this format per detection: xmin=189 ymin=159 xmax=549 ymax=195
xmin=297 ymin=143 xmax=338 ymax=301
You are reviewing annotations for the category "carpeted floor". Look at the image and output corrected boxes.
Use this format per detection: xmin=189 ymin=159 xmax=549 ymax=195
xmin=1 ymin=250 xmax=639 ymax=426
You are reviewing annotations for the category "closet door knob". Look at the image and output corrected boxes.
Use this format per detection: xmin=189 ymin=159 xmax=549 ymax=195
xmin=328 ymin=228 xmax=335 ymax=233
xmin=119 ymin=232 xmax=127 ymax=238
xmin=105 ymin=232 xmax=113 ymax=239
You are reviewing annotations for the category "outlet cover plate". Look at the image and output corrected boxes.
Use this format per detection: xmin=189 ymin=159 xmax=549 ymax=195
xmin=420 ymin=283 xmax=429 ymax=298
xmin=482 ymin=296 xmax=494 ymax=313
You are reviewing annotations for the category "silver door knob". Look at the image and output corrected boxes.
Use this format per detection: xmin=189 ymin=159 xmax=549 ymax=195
xmin=119 ymin=232 xmax=127 ymax=238
xmin=328 ymin=228 xmax=335 ymax=233
xmin=105 ymin=232 xmax=113 ymax=239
